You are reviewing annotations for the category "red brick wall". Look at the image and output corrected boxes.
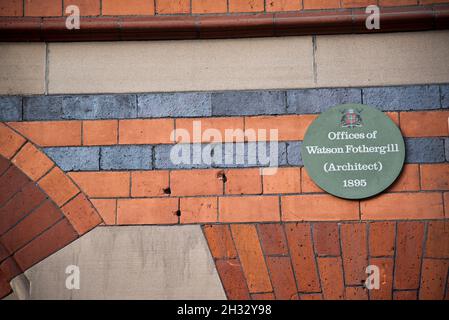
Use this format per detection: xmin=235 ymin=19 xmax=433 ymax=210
xmin=1 ymin=0 xmax=448 ymax=17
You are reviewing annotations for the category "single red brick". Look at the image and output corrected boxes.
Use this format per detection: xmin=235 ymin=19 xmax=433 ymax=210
xmin=202 ymin=225 xmax=237 ymax=260
xmin=284 ymin=223 xmax=321 ymax=293
xmin=0 ymin=123 xmax=25 ymax=159
xmin=387 ymin=164 xmax=420 ymax=192
xmin=245 ymin=115 xmax=316 ymax=141
xmin=119 ymin=119 xmax=173 ymax=144
xmin=251 ymin=292 xmax=275 ymax=300
xmin=215 ymin=259 xmax=251 ymax=300
xmin=117 ymin=198 xmax=179 ymax=225
xmin=266 ymin=0 xmax=302 ymax=12
xmin=304 ymin=0 xmax=340 ymax=9
xmin=25 ymin=0 xmax=62 ymax=16
xmin=69 ymin=171 xmax=130 ymax=198
xmin=312 ymin=222 xmax=340 ymax=256
xmin=12 ymin=143 xmax=54 ymax=181
xmin=340 ymin=223 xmax=368 ymax=286
xmin=257 ymin=223 xmax=288 ymax=256
xmin=225 ymin=168 xmax=262 ymax=195
xmin=38 ymin=167 xmax=79 ymax=207
xmin=131 ymin=171 xmax=169 ymax=197
xmin=82 ymin=120 xmax=117 ymax=146
xmin=171 ymin=169 xmax=224 ymax=196
xmin=369 ymin=257 xmax=394 ymax=300
xmin=175 ymin=117 xmax=244 ymax=143
xmin=0 ymin=0 xmax=23 ymax=16
xmin=394 ymin=221 xmax=425 ymax=290
xmin=62 ymin=193 xmax=102 ymax=235
xmin=369 ymin=221 xmax=396 ymax=257
xmin=266 ymin=256 xmax=298 ymax=300
xmin=192 ymin=0 xmax=227 ymax=14
xmin=1 ymin=200 xmax=62 ymax=253
xmin=421 ymin=164 xmax=449 ymax=191
xmin=0 ymin=243 xmax=8 ymax=262
xmin=9 ymin=121 xmax=82 ymax=147
xmin=400 ymin=111 xmax=449 ymax=137
xmin=425 ymin=220 xmax=449 ymax=259
xmin=90 ymin=199 xmax=116 ymax=225
xmin=231 ymin=224 xmax=272 ymax=293
xmin=219 ymin=196 xmax=280 ymax=223
xmin=229 ymin=0 xmax=264 ymax=12
xmin=102 ymin=0 xmax=155 ymax=15
xmin=180 ymin=197 xmax=217 ymax=224
xmin=156 ymin=0 xmax=190 ymax=14
xmin=342 ymin=0 xmax=377 ymax=8
xmin=0 ymin=166 xmax=30 ymax=207
xmin=0 ymin=182 xmax=46 ymax=235
xmin=361 ymin=192 xmax=444 ymax=220
xmin=345 ymin=286 xmax=368 ymax=300
xmin=317 ymin=257 xmax=345 ymax=300
xmin=13 ymin=218 xmax=78 ymax=270
xmin=262 ymin=167 xmax=301 ymax=194
xmin=301 ymin=167 xmax=324 ymax=193
xmin=379 ymin=0 xmax=417 ymax=6
xmin=419 ymin=259 xmax=449 ymax=300
xmin=393 ymin=290 xmax=417 ymax=300
xmin=64 ymin=0 xmax=101 ymax=16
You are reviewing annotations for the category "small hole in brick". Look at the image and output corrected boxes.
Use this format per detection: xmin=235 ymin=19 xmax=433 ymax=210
xmin=175 ymin=210 xmax=181 ymax=217
xmin=163 ymin=187 xmax=171 ymax=195
xmin=217 ymin=171 xmax=227 ymax=183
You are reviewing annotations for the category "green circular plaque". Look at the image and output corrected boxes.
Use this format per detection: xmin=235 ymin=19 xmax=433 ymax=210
xmin=302 ymin=104 xmax=405 ymax=200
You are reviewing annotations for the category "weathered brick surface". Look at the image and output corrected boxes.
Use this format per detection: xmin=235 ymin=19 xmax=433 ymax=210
xmin=262 ymin=167 xmax=301 ymax=194
xmin=369 ymin=257 xmax=394 ymax=300
xmin=363 ymin=85 xmax=441 ymax=111
xmin=61 ymin=193 xmax=102 ymax=235
xmin=231 ymin=224 xmax=272 ymax=293
xmin=285 ymin=223 xmax=320 ymax=293
xmin=202 ymin=225 xmax=237 ymax=260
xmin=90 ymin=199 xmax=116 ymax=225
xmin=0 ymin=166 xmax=30 ymax=207
xmin=446 ymin=139 xmax=449 ymax=162
xmin=266 ymin=256 xmax=298 ymax=300
xmin=394 ymin=222 xmax=425 ymax=290
xmin=245 ymin=115 xmax=315 ymax=141
xmin=219 ymin=196 xmax=280 ymax=223
xmin=138 ymin=93 xmax=211 ymax=118
xmin=401 ymin=111 xmax=449 ymax=137
xmin=83 ymin=120 xmax=118 ymax=146
xmin=257 ymin=223 xmax=288 ymax=256
xmin=0 ymin=123 xmax=26 ymax=159
xmin=215 ymin=259 xmax=250 ymax=300
xmin=425 ymin=220 xmax=449 ymax=259
xmin=0 ymin=96 xmax=21 ymax=121
xmin=212 ymin=91 xmax=286 ymax=116
xmin=44 ymin=147 xmax=99 ymax=171
xmin=119 ymin=119 xmax=174 ymax=145
xmin=100 ymin=146 xmax=152 ymax=170
xmin=317 ymin=257 xmax=345 ymax=299
xmin=312 ymin=222 xmax=340 ymax=256
xmin=69 ymin=171 xmax=130 ymax=198
xmin=180 ymin=197 xmax=218 ymax=223
xmin=117 ymin=198 xmax=178 ymax=225
xmin=287 ymin=88 xmax=361 ymax=114
xmin=393 ymin=290 xmax=418 ymax=300
xmin=441 ymin=84 xmax=449 ymax=108
xmin=421 ymin=164 xmax=449 ymax=191
xmin=405 ymin=138 xmax=446 ymax=163
xmin=387 ymin=164 xmax=420 ymax=192
xmin=176 ymin=117 xmax=244 ymax=143
xmin=171 ymin=169 xmax=223 ymax=196
xmin=369 ymin=221 xmax=396 ymax=257
xmin=340 ymin=223 xmax=368 ymax=286
xmin=131 ymin=171 xmax=169 ymax=197
xmin=12 ymin=143 xmax=53 ymax=180
xmin=225 ymin=168 xmax=262 ymax=195
xmin=286 ymin=142 xmax=302 ymax=165
xmin=419 ymin=259 xmax=449 ymax=300
xmin=38 ymin=167 xmax=79 ymax=206
xmin=345 ymin=286 xmax=368 ymax=300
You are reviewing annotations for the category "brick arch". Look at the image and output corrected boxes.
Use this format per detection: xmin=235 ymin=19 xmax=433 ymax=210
xmin=0 ymin=123 xmax=102 ymax=299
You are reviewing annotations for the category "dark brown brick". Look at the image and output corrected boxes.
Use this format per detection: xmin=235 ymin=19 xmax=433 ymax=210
xmin=1 ymin=200 xmax=62 ymax=253
xmin=394 ymin=222 xmax=425 ymax=290
xmin=425 ymin=220 xmax=449 ymax=259
xmin=257 ymin=223 xmax=288 ymax=256
xmin=0 ymin=182 xmax=47 ymax=235
xmin=0 ymin=156 xmax=10 ymax=176
xmin=317 ymin=257 xmax=345 ymax=300
xmin=341 ymin=223 xmax=368 ymax=286
xmin=215 ymin=259 xmax=250 ymax=300
xmin=285 ymin=223 xmax=321 ymax=293
xmin=369 ymin=257 xmax=394 ymax=300
xmin=0 ymin=242 xmax=8 ymax=262
xmin=202 ymin=225 xmax=237 ymax=259
xmin=0 ymin=166 xmax=30 ymax=207
xmin=369 ymin=221 xmax=396 ymax=257
xmin=266 ymin=256 xmax=298 ymax=300
xmin=13 ymin=218 xmax=78 ymax=270
xmin=419 ymin=259 xmax=449 ymax=300
xmin=312 ymin=222 xmax=340 ymax=256
xmin=0 ymin=257 xmax=21 ymax=281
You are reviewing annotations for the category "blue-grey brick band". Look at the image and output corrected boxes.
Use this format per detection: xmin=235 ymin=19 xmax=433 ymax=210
xmin=287 ymin=88 xmax=361 ymax=114
xmin=211 ymin=91 xmax=286 ymax=116
xmin=44 ymin=147 xmax=100 ymax=171
xmin=138 ymin=93 xmax=211 ymax=118
xmin=41 ymin=137 xmax=446 ymax=172
xmin=0 ymin=96 xmax=22 ymax=121
xmin=363 ymin=85 xmax=441 ymax=111
xmin=445 ymin=138 xmax=449 ymax=162
xmin=5 ymin=84 xmax=447 ymax=121
xmin=100 ymin=146 xmax=152 ymax=170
